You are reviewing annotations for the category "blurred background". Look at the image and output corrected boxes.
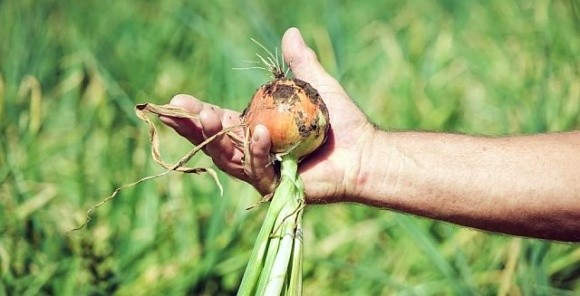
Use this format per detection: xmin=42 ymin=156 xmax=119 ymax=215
xmin=1 ymin=0 xmax=578 ymax=294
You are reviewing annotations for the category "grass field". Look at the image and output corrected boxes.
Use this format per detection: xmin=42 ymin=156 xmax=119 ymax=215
xmin=1 ymin=0 xmax=579 ymax=294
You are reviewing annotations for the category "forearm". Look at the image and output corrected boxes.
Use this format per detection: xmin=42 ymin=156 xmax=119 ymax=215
xmin=354 ymin=130 xmax=580 ymax=242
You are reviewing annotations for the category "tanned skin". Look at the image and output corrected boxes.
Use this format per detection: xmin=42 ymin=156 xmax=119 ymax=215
xmin=161 ymin=28 xmax=580 ymax=243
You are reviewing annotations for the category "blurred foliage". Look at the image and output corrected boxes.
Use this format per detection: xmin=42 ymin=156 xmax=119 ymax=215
xmin=0 ymin=0 xmax=578 ymax=295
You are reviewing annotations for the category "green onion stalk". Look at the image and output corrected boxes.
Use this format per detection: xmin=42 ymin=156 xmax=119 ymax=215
xmin=238 ymin=155 xmax=304 ymax=295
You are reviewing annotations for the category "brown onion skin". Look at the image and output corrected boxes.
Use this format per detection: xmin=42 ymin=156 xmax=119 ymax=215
xmin=241 ymin=78 xmax=329 ymax=160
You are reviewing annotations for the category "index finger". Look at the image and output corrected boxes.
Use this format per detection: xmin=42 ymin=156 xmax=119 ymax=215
xmin=159 ymin=95 xmax=205 ymax=144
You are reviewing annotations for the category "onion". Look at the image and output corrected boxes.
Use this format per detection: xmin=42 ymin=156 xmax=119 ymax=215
xmin=237 ymin=76 xmax=329 ymax=295
xmin=241 ymin=77 xmax=329 ymax=160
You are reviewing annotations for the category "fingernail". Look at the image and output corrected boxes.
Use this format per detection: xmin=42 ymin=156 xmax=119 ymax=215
xmin=252 ymin=131 xmax=260 ymax=142
xmin=294 ymin=29 xmax=305 ymax=47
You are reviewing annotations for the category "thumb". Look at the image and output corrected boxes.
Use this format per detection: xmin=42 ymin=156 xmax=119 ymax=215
xmin=281 ymin=27 xmax=341 ymax=90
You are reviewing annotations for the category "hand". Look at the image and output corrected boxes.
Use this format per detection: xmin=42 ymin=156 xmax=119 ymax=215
xmin=161 ymin=27 xmax=375 ymax=203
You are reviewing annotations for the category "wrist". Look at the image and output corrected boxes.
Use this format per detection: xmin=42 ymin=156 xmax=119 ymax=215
xmin=345 ymin=125 xmax=389 ymax=204
xmin=348 ymin=128 xmax=402 ymax=207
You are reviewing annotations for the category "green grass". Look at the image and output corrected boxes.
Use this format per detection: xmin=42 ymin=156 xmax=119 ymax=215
xmin=1 ymin=0 xmax=579 ymax=294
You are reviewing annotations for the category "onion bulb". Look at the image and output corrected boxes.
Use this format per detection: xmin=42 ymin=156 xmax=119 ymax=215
xmin=241 ymin=77 xmax=329 ymax=160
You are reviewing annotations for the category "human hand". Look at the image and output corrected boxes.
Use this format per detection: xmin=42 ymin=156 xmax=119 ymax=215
xmin=161 ymin=27 xmax=375 ymax=203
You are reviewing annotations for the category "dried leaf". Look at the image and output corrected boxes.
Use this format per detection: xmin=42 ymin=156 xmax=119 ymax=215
xmin=134 ymin=103 xmax=235 ymax=194
xmin=136 ymin=102 xmax=199 ymax=120
xmin=70 ymin=102 xmax=243 ymax=232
